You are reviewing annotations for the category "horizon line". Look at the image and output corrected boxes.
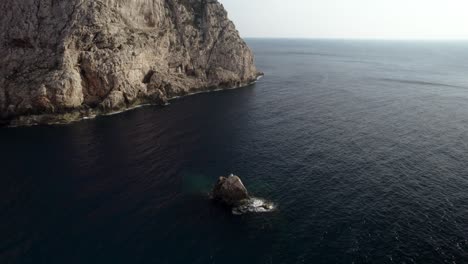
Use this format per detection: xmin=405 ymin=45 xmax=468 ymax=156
xmin=242 ymin=36 xmax=468 ymax=42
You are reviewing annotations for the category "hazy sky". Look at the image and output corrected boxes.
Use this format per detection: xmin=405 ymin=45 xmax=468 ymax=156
xmin=219 ymin=0 xmax=468 ymax=39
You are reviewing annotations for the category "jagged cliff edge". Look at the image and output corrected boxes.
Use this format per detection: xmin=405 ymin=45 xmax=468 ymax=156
xmin=0 ymin=0 xmax=262 ymax=126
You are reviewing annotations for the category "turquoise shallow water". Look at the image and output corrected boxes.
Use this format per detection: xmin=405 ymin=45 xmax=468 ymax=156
xmin=2 ymin=39 xmax=468 ymax=263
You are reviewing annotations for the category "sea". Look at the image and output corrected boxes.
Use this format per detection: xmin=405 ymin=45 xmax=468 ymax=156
xmin=2 ymin=39 xmax=468 ymax=263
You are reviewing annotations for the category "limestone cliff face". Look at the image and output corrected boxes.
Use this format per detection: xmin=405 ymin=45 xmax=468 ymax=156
xmin=0 ymin=0 xmax=261 ymax=126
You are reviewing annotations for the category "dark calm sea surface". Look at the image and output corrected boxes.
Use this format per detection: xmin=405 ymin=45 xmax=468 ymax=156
xmin=2 ymin=39 xmax=468 ymax=263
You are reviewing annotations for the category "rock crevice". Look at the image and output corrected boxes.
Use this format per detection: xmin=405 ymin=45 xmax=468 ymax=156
xmin=0 ymin=0 xmax=261 ymax=126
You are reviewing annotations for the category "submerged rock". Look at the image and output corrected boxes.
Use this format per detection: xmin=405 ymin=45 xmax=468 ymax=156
xmin=232 ymin=198 xmax=276 ymax=215
xmin=212 ymin=174 xmax=276 ymax=215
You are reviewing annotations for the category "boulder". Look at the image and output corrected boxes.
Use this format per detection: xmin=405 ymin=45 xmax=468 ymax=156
xmin=212 ymin=174 xmax=249 ymax=206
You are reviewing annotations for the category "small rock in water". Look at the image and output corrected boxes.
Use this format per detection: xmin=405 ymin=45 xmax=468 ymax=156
xmin=212 ymin=174 xmax=275 ymax=215
xmin=212 ymin=174 xmax=249 ymax=206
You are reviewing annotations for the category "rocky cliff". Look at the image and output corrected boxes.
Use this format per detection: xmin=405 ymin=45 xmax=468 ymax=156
xmin=0 ymin=0 xmax=261 ymax=126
